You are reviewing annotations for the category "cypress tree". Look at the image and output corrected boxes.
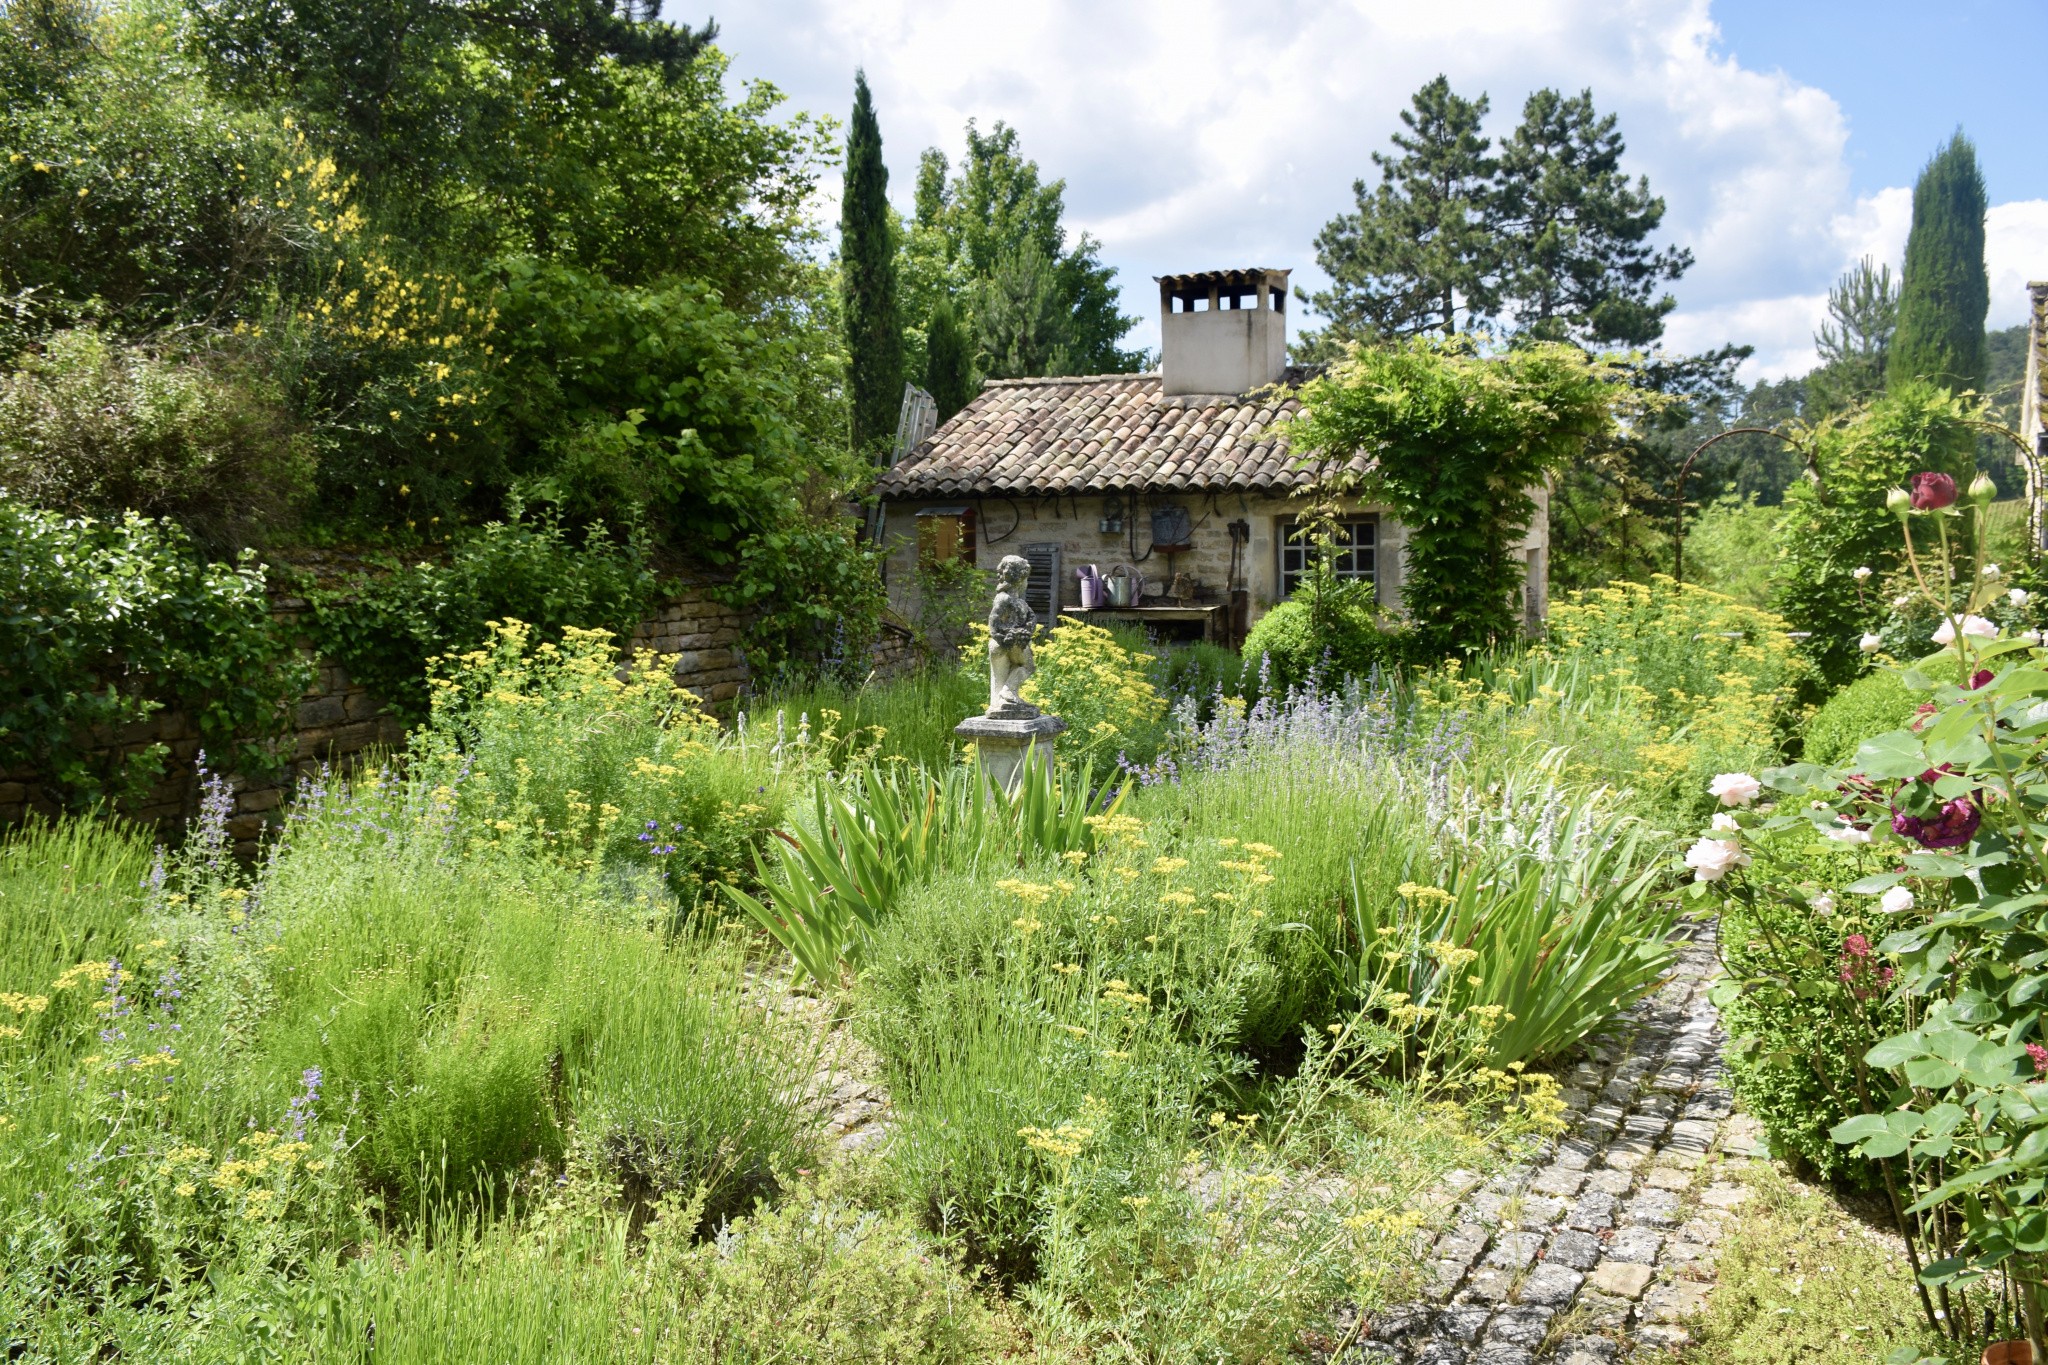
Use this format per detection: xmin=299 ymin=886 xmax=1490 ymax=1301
xmin=924 ymin=294 xmax=972 ymax=422
xmin=1890 ymin=132 xmax=1989 ymax=395
xmin=841 ymin=70 xmax=902 ymax=457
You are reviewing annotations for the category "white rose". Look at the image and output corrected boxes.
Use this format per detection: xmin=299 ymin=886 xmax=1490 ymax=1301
xmin=1984 ymin=564 xmax=2002 ymax=580
xmin=1825 ymin=822 xmax=1873 ymax=845
xmin=1859 ymin=633 xmax=1883 ymax=653
xmin=1931 ymin=615 xmax=1998 ymax=646
xmin=1893 ymin=594 xmax=1914 ymax=608
xmin=1684 ymin=836 xmax=1748 ymax=883
xmin=1811 ymin=893 xmax=1835 ymax=916
xmin=1708 ymin=772 xmax=1762 ymax=807
xmin=1880 ymin=885 xmax=1915 ymax=914
xmin=1710 ymin=812 xmax=1740 ymax=831
xmin=1852 ymin=566 xmax=1873 ymax=582
xmin=2027 ymin=701 xmax=2048 ymax=725
xmin=2011 ymin=588 xmax=2031 ymax=608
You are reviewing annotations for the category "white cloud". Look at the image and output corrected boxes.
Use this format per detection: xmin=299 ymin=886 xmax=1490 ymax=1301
xmin=702 ymin=0 xmax=2048 ymax=377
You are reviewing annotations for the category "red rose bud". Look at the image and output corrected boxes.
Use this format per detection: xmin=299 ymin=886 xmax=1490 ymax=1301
xmin=1910 ymin=472 xmax=1958 ymax=510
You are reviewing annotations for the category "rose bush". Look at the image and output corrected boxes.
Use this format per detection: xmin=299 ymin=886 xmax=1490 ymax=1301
xmin=1693 ymin=468 xmax=2048 ymax=1359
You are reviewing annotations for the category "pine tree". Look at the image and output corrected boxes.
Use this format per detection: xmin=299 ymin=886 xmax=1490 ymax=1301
xmin=925 ymin=294 xmax=972 ymax=421
xmin=841 ymin=69 xmax=902 ymax=458
xmin=1492 ymin=88 xmax=1691 ymax=347
xmin=1806 ymin=256 xmax=1897 ymax=414
xmin=1890 ymin=132 xmax=1989 ymax=395
xmin=1300 ymin=76 xmax=1498 ymax=348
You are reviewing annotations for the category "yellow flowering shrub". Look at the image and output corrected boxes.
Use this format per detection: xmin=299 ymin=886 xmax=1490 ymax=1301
xmin=1414 ymin=575 xmax=1809 ymax=811
xmin=417 ymin=621 xmax=784 ymax=909
xmin=1017 ymin=621 xmax=1169 ymax=764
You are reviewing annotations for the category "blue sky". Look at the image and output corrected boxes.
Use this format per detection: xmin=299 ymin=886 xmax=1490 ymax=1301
xmin=686 ymin=0 xmax=2048 ymax=380
xmin=1710 ymin=0 xmax=2043 ymax=202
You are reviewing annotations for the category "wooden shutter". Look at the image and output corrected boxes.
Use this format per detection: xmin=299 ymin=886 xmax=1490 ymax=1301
xmin=1022 ymin=542 xmax=1060 ymax=621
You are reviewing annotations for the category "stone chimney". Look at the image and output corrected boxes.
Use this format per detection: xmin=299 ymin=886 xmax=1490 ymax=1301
xmin=1156 ymin=268 xmax=1289 ymax=397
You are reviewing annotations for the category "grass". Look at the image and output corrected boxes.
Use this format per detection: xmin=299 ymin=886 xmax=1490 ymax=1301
xmin=1688 ymin=1162 xmax=1965 ymax=1365
xmin=0 ymin=600 xmax=1810 ymax=1361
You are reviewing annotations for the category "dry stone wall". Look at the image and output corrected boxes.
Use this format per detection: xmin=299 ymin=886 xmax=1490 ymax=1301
xmin=0 ymin=575 xmax=809 ymax=855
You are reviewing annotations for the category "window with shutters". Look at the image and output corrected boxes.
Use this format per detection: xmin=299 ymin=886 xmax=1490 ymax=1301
xmin=915 ymin=506 xmax=976 ymax=566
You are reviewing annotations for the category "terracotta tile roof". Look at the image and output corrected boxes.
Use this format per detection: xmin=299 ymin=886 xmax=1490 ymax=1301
xmin=873 ymin=372 xmax=1368 ymax=499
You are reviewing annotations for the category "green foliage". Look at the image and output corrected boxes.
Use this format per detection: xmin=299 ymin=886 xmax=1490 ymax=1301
xmin=841 ymin=71 xmax=902 ymax=458
xmin=1773 ymin=380 xmax=1980 ymax=687
xmin=1241 ymin=585 xmax=1409 ymax=693
xmin=0 ymin=501 xmax=309 ymax=806
xmin=309 ymin=1164 xmax=1021 ymax=1363
xmin=1303 ymin=75 xmax=1497 ymax=344
xmin=411 ymin=620 xmax=785 ymax=912
xmin=744 ymin=666 xmax=983 ymax=772
xmin=0 ymin=817 xmax=149 ymax=1020
xmin=189 ymin=0 xmax=729 ymax=279
xmin=1890 ymin=133 xmax=1990 ymax=395
xmin=1681 ymin=494 xmax=1785 ymax=608
xmin=1490 ymin=86 xmax=1691 ymax=347
xmin=924 ymin=294 xmax=972 ymax=422
xmin=0 ymin=327 xmax=310 ymax=550
xmin=309 ymin=511 xmax=658 ymax=722
xmin=1327 ymin=792 xmax=1673 ymax=1072
xmin=1285 ymin=337 xmax=1623 ymax=654
xmin=901 ymin=121 xmax=1142 ymax=380
xmin=0 ymin=3 xmax=299 ymax=331
xmin=1808 ymin=256 xmax=1898 ymax=415
xmin=1802 ymin=669 xmax=1916 ymax=766
xmin=1698 ymin=499 xmax=2048 ymax=1356
xmin=1712 ymin=824 xmax=1906 ymax=1185
xmin=726 ymin=759 xmax=1117 ymax=987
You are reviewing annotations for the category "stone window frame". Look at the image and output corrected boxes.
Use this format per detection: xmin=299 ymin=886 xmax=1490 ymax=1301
xmin=1276 ymin=514 xmax=1377 ymax=598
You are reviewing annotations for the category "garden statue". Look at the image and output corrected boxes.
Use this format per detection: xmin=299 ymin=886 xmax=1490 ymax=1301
xmin=956 ymin=553 xmax=1064 ymax=790
xmin=986 ymin=554 xmax=1039 ymax=716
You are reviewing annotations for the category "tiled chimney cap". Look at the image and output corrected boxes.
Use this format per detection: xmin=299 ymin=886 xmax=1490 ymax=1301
xmin=1155 ymin=267 xmax=1289 ymax=302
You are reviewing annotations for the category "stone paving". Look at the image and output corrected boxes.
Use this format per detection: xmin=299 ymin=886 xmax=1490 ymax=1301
xmin=1353 ymin=924 xmax=1767 ymax=1364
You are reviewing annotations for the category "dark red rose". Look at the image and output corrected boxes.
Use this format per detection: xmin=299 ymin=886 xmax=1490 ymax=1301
xmin=1910 ymin=472 xmax=1958 ymax=510
xmin=1970 ymin=669 xmax=1995 ymax=690
xmin=1891 ymin=795 xmax=1981 ymax=849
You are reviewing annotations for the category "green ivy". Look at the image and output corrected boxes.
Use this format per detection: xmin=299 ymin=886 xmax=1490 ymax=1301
xmin=0 ymin=500 xmax=309 ymax=807
xmin=1282 ymin=338 xmax=1623 ymax=656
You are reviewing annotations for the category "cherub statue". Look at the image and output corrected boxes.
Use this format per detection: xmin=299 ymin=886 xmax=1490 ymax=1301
xmin=986 ymin=554 xmax=1039 ymax=715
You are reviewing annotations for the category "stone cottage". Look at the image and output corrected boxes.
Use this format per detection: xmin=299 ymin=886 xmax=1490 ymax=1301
xmin=871 ymin=267 xmax=1551 ymax=646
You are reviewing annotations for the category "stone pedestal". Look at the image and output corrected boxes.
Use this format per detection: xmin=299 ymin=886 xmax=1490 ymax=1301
xmin=954 ymin=709 xmax=1066 ymax=793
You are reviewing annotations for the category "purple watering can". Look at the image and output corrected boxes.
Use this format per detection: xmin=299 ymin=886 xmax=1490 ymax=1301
xmin=1076 ymin=564 xmax=1105 ymax=609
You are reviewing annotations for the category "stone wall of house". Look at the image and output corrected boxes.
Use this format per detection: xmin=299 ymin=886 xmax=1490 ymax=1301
xmin=880 ymin=485 xmax=1553 ymax=639
xmin=0 ymin=576 xmax=775 ymax=855
xmin=879 ymin=491 xmax=1414 ymax=631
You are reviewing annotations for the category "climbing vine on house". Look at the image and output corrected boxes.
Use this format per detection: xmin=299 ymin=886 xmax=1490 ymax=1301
xmin=1282 ymin=337 xmax=1626 ymax=656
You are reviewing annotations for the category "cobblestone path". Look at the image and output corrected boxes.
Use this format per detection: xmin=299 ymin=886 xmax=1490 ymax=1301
xmin=1357 ymin=924 xmax=1768 ymax=1364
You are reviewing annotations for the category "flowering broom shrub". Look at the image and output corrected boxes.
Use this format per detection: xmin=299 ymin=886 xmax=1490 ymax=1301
xmin=1691 ymin=469 xmax=2048 ymax=1360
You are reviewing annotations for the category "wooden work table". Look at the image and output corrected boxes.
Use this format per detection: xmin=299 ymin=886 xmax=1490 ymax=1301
xmin=1059 ymin=603 xmax=1226 ymax=643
